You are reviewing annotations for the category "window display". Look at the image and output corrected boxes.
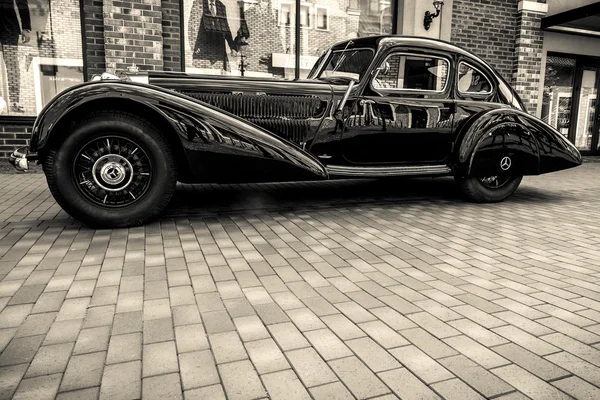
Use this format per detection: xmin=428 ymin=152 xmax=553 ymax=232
xmin=183 ymin=0 xmax=394 ymax=79
xmin=0 ymin=0 xmax=84 ymax=116
xmin=541 ymin=56 xmax=576 ymax=139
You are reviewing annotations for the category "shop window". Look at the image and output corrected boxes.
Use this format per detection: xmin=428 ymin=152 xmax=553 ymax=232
xmin=373 ymin=54 xmax=449 ymax=92
xmin=541 ymin=56 xmax=576 ymax=139
xmin=316 ymin=7 xmax=328 ymax=30
xmin=182 ymin=0 xmax=395 ymax=79
xmin=0 ymin=0 xmax=84 ymax=116
xmin=457 ymin=62 xmax=493 ymax=95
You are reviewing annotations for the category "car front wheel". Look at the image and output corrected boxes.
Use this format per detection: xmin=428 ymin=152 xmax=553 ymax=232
xmin=457 ymin=175 xmax=523 ymax=203
xmin=44 ymin=111 xmax=177 ymax=228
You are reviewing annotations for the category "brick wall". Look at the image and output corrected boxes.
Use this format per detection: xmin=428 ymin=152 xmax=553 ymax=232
xmin=103 ymin=0 xmax=164 ymax=73
xmin=83 ymin=0 xmax=107 ymax=77
xmin=451 ymin=0 xmax=519 ymax=81
xmin=512 ymin=2 xmax=547 ymax=115
xmin=0 ymin=122 xmax=32 ymax=159
xmin=162 ymin=0 xmax=182 ymax=71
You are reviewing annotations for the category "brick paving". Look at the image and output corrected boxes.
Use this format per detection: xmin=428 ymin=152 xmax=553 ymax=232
xmin=0 ymin=163 xmax=599 ymax=400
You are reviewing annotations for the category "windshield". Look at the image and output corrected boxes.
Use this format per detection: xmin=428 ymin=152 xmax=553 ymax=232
xmin=317 ymin=49 xmax=375 ymax=82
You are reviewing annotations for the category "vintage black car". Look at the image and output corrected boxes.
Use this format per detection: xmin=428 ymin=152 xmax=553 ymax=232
xmin=10 ymin=36 xmax=582 ymax=228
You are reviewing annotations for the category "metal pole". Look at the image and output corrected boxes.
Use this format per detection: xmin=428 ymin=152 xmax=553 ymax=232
xmin=295 ymin=0 xmax=300 ymax=80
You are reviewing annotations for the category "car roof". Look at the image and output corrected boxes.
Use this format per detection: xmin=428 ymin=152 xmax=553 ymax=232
xmin=331 ymin=35 xmax=495 ymax=73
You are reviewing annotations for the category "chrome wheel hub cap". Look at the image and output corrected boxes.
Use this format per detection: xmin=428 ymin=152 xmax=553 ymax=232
xmin=92 ymin=155 xmax=134 ymax=191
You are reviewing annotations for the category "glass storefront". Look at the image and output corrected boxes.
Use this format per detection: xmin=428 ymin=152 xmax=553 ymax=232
xmin=0 ymin=0 xmax=84 ymax=116
xmin=183 ymin=0 xmax=394 ymax=78
xmin=542 ymin=54 xmax=600 ymax=153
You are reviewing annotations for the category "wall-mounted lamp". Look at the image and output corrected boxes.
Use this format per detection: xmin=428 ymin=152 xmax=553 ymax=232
xmin=424 ymin=0 xmax=444 ymax=31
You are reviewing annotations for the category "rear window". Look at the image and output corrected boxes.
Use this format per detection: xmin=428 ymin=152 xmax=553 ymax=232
xmin=373 ymin=53 xmax=449 ymax=92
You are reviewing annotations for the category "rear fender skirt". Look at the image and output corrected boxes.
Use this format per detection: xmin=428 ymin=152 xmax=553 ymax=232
xmin=455 ymin=108 xmax=582 ymax=177
xmin=30 ymin=81 xmax=328 ymax=183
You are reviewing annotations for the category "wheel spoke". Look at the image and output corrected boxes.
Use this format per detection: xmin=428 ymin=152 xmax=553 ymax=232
xmin=73 ymin=136 xmax=152 ymax=207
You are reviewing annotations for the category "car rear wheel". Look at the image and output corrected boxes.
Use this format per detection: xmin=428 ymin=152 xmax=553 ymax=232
xmin=44 ymin=111 xmax=177 ymax=228
xmin=457 ymin=175 xmax=522 ymax=203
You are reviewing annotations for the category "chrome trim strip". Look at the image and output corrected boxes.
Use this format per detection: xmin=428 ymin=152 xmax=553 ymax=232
xmin=326 ymin=164 xmax=452 ymax=177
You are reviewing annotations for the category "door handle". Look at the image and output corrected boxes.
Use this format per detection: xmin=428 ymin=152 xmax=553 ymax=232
xmin=360 ymin=99 xmax=376 ymax=106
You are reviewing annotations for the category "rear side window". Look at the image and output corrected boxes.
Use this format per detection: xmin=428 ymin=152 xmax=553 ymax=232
xmin=458 ymin=62 xmax=493 ymax=95
xmin=373 ymin=53 xmax=449 ymax=92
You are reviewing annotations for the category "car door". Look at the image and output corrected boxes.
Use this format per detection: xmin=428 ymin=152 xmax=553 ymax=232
xmin=340 ymin=51 xmax=455 ymax=165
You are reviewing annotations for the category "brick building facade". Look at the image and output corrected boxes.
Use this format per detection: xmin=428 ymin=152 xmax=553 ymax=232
xmin=1 ymin=0 xmax=600 ymax=158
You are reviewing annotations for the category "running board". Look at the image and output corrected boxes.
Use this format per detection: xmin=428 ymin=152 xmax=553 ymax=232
xmin=326 ymin=164 xmax=452 ymax=177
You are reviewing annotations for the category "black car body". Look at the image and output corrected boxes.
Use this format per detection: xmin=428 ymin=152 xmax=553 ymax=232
xmin=10 ymin=36 xmax=582 ymax=227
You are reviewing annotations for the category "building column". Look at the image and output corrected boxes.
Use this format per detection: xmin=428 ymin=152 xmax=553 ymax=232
xmin=512 ymin=0 xmax=547 ymax=116
xmin=103 ymin=0 xmax=164 ymax=73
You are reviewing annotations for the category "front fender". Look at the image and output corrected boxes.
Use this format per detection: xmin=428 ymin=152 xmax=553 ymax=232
xmin=455 ymin=108 xmax=582 ymax=177
xmin=31 ymin=81 xmax=328 ymax=183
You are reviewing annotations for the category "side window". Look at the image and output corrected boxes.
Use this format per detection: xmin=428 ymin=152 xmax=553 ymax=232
xmin=458 ymin=62 xmax=493 ymax=95
xmin=373 ymin=54 xmax=449 ymax=92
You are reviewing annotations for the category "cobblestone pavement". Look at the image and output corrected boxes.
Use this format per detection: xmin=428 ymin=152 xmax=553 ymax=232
xmin=1 ymin=164 xmax=600 ymax=400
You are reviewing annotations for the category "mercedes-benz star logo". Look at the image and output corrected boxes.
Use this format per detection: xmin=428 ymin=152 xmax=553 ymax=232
xmin=500 ymin=156 xmax=512 ymax=171
xmin=107 ymin=167 xmax=120 ymax=179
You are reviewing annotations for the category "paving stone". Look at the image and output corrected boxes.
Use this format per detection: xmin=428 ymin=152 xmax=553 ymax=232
xmin=60 ymin=351 xmax=106 ymax=392
xmin=100 ymin=360 xmax=142 ymax=400
xmin=262 ymin=369 xmax=311 ymax=400
xmin=0 ymin=304 xmax=33 ymax=328
xmin=9 ymin=284 xmax=45 ymax=305
xmin=287 ymin=307 xmax=326 ymax=331
xmin=172 ymin=304 xmax=202 ymax=327
xmin=44 ymin=319 xmax=83 ymax=345
xmin=370 ymin=307 xmax=417 ymax=330
xmin=175 ymin=323 xmax=209 ymax=353
xmin=399 ymin=327 xmax=459 ymax=359
xmin=378 ymin=368 xmax=441 ymax=400
xmin=493 ymin=343 xmax=569 ymax=381
xmin=73 ymin=326 xmax=110 ymax=355
xmin=142 ymin=341 xmax=179 ymax=377
xmin=143 ymin=298 xmax=171 ymax=320
xmin=13 ymin=373 xmax=61 ymax=400
xmin=321 ymin=313 xmax=366 ymax=340
xmin=90 ymin=286 xmax=118 ymax=307
xmin=112 ymin=310 xmax=142 ymax=335
xmin=451 ymin=305 xmax=506 ymax=329
xmin=82 ymin=305 xmax=114 ymax=328
xmin=179 ymin=350 xmax=219 ymax=390
xmin=305 ymin=328 xmax=353 ymax=361
xmin=545 ymin=351 xmax=600 ymax=387
xmin=254 ymin=302 xmax=290 ymax=324
xmin=184 ymin=384 xmax=226 ymax=400
xmin=26 ymin=342 xmax=73 ymax=377
xmin=209 ymin=331 xmax=248 ymax=364
xmin=431 ymin=378 xmax=485 ymax=400
xmin=218 ymin=360 xmax=266 ymax=400
xmin=329 ymin=356 xmax=390 ymax=399
xmin=407 ymin=312 xmax=460 ymax=339
xmin=492 ymin=364 xmax=571 ymax=400
xmin=492 ymin=311 xmax=554 ymax=336
xmin=286 ymin=347 xmax=337 ymax=387
xmin=143 ymin=317 xmax=174 ymax=344
xmin=443 ymin=335 xmax=509 ymax=369
xmin=234 ymin=315 xmax=270 ymax=342
xmin=56 ymin=387 xmax=99 ymax=400
xmin=14 ymin=312 xmax=56 ymax=338
xmin=390 ymin=345 xmax=453 ymax=384
xmin=358 ymin=320 xmax=409 ymax=348
xmin=492 ymin=326 xmax=560 ymax=356
xmin=268 ymin=322 xmax=310 ymax=351
xmin=347 ymin=337 xmax=401 ymax=372
xmin=142 ymin=373 xmax=182 ymax=400
xmin=537 ymin=316 xmax=600 ymax=344
xmin=309 ymin=381 xmax=354 ymax=400
xmin=552 ymin=376 xmax=600 ymax=400
xmin=541 ymin=333 xmax=600 ymax=367
xmin=447 ymin=318 xmax=509 ymax=347
xmin=106 ymin=333 xmax=142 ymax=364
xmin=31 ymin=292 xmax=66 ymax=314
xmin=0 ymin=334 xmax=45 ymax=366
xmin=439 ymin=355 xmax=514 ymax=398
xmin=0 ymin=364 xmax=28 ymax=399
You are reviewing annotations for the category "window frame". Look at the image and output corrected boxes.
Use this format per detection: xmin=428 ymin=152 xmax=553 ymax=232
xmin=315 ymin=6 xmax=329 ymax=31
xmin=278 ymin=2 xmax=293 ymax=27
xmin=456 ymin=61 xmax=495 ymax=98
xmin=371 ymin=52 xmax=452 ymax=95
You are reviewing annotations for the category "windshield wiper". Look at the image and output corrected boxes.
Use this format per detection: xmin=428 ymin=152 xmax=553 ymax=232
xmin=331 ymin=40 xmax=354 ymax=75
